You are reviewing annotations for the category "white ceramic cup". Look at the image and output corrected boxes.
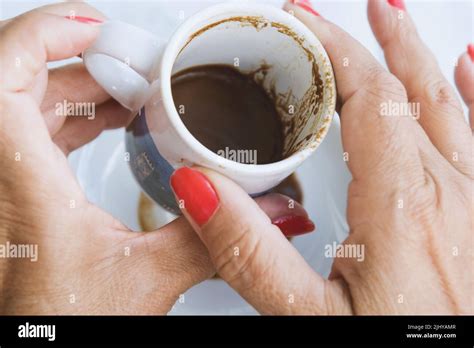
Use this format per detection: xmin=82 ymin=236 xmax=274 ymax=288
xmin=83 ymin=3 xmax=336 ymax=214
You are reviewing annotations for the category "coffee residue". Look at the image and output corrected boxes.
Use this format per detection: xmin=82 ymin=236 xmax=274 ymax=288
xmin=171 ymin=64 xmax=284 ymax=164
xmin=138 ymin=192 xmax=158 ymax=232
xmin=179 ymin=15 xmax=333 ymax=158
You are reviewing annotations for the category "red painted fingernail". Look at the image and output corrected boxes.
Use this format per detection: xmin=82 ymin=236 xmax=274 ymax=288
xmin=290 ymin=0 xmax=320 ymax=17
xmin=468 ymin=44 xmax=474 ymax=62
xmin=272 ymin=215 xmax=315 ymax=237
xmin=387 ymin=0 xmax=406 ymax=10
xmin=64 ymin=15 xmax=103 ymax=24
xmin=170 ymin=167 xmax=219 ymax=226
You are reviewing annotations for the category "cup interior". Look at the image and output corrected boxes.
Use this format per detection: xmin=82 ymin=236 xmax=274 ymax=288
xmin=169 ymin=5 xmax=335 ymax=161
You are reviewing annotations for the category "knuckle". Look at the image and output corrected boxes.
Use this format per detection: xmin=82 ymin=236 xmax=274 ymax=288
xmin=363 ymin=67 xmax=407 ymax=104
xmin=16 ymin=11 xmax=45 ymax=31
xmin=8 ymin=12 xmax=46 ymax=59
xmin=405 ymin=170 xmax=439 ymax=224
xmin=372 ymin=172 xmax=439 ymax=242
xmin=396 ymin=20 xmax=421 ymax=51
xmin=213 ymin=225 xmax=264 ymax=291
xmin=422 ymin=79 xmax=461 ymax=111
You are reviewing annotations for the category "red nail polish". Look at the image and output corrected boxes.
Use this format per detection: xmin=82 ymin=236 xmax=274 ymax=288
xmin=170 ymin=167 xmax=219 ymax=226
xmin=290 ymin=0 xmax=320 ymax=17
xmin=64 ymin=15 xmax=103 ymax=24
xmin=387 ymin=0 xmax=406 ymax=10
xmin=272 ymin=215 xmax=315 ymax=237
xmin=468 ymin=44 xmax=474 ymax=62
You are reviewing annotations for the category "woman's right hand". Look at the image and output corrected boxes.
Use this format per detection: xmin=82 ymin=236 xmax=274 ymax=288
xmin=170 ymin=0 xmax=473 ymax=314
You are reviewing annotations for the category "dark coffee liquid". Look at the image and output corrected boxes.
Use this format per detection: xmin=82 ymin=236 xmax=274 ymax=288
xmin=171 ymin=64 xmax=284 ymax=164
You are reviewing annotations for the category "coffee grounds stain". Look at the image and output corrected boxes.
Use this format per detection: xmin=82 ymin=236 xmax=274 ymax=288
xmin=269 ymin=22 xmax=326 ymax=155
xmin=183 ymin=16 xmax=271 ymax=52
xmin=138 ymin=192 xmax=158 ymax=231
xmin=178 ymin=15 xmax=333 ymax=157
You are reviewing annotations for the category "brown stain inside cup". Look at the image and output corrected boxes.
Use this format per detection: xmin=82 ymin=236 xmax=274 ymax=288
xmin=178 ymin=15 xmax=334 ymax=158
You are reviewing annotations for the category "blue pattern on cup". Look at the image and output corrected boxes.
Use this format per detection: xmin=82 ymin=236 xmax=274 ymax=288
xmin=125 ymin=107 xmax=180 ymax=215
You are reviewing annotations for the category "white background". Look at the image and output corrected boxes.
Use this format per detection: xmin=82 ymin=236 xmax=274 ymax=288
xmin=1 ymin=0 xmax=472 ymax=314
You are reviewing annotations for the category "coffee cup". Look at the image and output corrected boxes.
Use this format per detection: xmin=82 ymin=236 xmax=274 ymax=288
xmin=83 ymin=3 xmax=336 ymax=214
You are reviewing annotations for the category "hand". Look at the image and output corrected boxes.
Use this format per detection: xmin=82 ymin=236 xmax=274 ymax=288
xmin=171 ymin=0 xmax=473 ymax=314
xmin=0 ymin=2 xmax=216 ymax=314
xmin=0 ymin=2 xmax=315 ymax=314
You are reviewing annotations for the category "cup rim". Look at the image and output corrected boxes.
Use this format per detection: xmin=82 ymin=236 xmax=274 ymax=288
xmin=160 ymin=3 xmax=336 ymax=175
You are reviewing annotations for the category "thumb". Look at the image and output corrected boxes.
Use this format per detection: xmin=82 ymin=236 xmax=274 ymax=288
xmin=170 ymin=167 xmax=343 ymax=314
xmin=1 ymin=11 xmax=100 ymax=93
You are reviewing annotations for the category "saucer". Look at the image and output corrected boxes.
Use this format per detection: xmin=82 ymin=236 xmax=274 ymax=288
xmin=68 ymin=116 xmax=351 ymax=314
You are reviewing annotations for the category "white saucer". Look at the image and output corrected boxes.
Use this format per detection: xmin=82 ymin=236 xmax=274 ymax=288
xmin=68 ymin=116 xmax=351 ymax=314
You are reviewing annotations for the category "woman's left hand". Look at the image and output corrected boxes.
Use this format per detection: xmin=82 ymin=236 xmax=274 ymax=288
xmin=0 ymin=2 xmax=215 ymax=314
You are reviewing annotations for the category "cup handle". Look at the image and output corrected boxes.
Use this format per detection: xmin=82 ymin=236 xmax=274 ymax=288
xmin=83 ymin=21 xmax=166 ymax=111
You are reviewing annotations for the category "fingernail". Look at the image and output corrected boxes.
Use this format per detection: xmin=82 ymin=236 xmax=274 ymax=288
xmin=64 ymin=15 xmax=103 ymax=24
xmin=290 ymin=0 xmax=320 ymax=17
xmin=170 ymin=167 xmax=219 ymax=226
xmin=272 ymin=215 xmax=315 ymax=237
xmin=387 ymin=0 xmax=406 ymax=10
xmin=468 ymin=44 xmax=474 ymax=62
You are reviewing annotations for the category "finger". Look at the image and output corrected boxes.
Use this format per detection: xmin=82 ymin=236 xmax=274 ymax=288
xmin=0 ymin=11 xmax=99 ymax=93
xmin=35 ymin=1 xmax=107 ymax=22
xmin=136 ymin=217 xmax=215 ymax=302
xmin=2 ymin=2 xmax=106 ymax=104
xmin=254 ymin=193 xmax=315 ymax=237
xmin=98 ymin=215 xmax=214 ymax=313
xmin=41 ymin=63 xmax=112 ymax=135
xmin=368 ymin=0 xmax=473 ymax=177
xmin=170 ymin=167 xmax=352 ymax=315
xmin=28 ymin=3 xmax=107 ymax=105
xmin=52 ymin=99 xmax=133 ymax=155
xmin=128 ymin=191 xmax=312 ymax=299
xmin=284 ymin=1 xmax=423 ymax=184
xmin=254 ymin=193 xmax=307 ymax=218
xmin=455 ymin=46 xmax=474 ymax=129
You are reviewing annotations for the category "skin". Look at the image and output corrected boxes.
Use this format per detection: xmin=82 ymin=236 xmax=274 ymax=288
xmin=0 ymin=3 xmax=211 ymax=315
xmin=0 ymin=1 xmax=472 ymax=315
xmin=178 ymin=1 xmax=474 ymax=314
xmin=0 ymin=3 xmax=308 ymax=314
